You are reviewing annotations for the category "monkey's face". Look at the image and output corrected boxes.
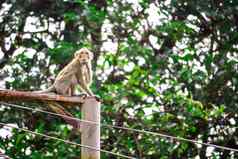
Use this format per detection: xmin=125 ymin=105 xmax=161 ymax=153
xmin=75 ymin=48 xmax=93 ymax=64
xmin=78 ymin=52 xmax=90 ymax=63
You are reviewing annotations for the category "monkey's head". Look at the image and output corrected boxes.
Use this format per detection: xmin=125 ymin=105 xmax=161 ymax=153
xmin=75 ymin=48 xmax=94 ymax=64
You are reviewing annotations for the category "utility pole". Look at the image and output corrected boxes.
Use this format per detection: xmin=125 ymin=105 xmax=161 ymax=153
xmin=81 ymin=97 xmax=101 ymax=159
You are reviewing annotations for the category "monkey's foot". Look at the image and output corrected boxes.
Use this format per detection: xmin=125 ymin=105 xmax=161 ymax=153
xmin=75 ymin=93 xmax=88 ymax=98
xmin=89 ymin=95 xmax=101 ymax=102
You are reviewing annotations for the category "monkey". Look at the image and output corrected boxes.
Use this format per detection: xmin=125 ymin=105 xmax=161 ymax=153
xmin=37 ymin=47 xmax=94 ymax=96
xmin=35 ymin=47 xmax=94 ymax=129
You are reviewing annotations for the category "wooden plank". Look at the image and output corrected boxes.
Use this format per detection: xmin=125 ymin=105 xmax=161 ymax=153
xmin=0 ymin=89 xmax=85 ymax=105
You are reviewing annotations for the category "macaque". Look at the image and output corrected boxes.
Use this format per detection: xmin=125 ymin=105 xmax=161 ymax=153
xmin=38 ymin=47 xmax=94 ymax=96
xmin=35 ymin=47 xmax=94 ymax=129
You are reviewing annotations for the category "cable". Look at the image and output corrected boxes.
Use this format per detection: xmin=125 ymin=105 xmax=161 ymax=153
xmin=1 ymin=102 xmax=238 ymax=153
xmin=0 ymin=122 xmax=136 ymax=159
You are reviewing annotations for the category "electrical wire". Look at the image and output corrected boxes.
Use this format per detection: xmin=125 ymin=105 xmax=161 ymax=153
xmin=0 ymin=122 xmax=136 ymax=159
xmin=1 ymin=102 xmax=238 ymax=153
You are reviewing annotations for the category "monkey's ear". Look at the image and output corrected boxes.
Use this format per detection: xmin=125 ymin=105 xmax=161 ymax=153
xmin=74 ymin=51 xmax=80 ymax=58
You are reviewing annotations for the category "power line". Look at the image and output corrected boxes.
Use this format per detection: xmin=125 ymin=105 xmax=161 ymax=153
xmin=0 ymin=122 xmax=136 ymax=159
xmin=1 ymin=102 xmax=238 ymax=153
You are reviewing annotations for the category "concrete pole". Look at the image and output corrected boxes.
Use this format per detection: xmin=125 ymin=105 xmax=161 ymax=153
xmin=81 ymin=97 xmax=100 ymax=159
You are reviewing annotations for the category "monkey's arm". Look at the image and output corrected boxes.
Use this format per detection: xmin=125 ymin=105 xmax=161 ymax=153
xmin=78 ymin=79 xmax=94 ymax=96
xmin=84 ymin=64 xmax=92 ymax=84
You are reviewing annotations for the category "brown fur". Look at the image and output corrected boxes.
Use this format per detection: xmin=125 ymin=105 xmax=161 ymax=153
xmin=38 ymin=47 xmax=94 ymax=96
xmin=35 ymin=48 xmax=94 ymax=129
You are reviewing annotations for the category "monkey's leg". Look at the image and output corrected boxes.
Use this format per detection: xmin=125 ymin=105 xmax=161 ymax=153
xmin=85 ymin=86 xmax=94 ymax=96
xmin=69 ymin=85 xmax=74 ymax=96
xmin=78 ymin=85 xmax=89 ymax=96
xmin=69 ymin=75 xmax=78 ymax=96
xmin=79 ymin=80 xmax=94 ymax=96
xmin=79 ymin=83 xmax=101 ymax=101
xmin=47 ymin=102 xmax=80 ymax=129
xmin=75 ymin=84 xmax=88 ymax=98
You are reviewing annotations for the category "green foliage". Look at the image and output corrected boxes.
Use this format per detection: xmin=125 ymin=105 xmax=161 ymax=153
xmin=64 ymin=11 xmax=79 ymax=22
xmin=87 ymin=5 xmax=106 ymax=23
xmin=49 ymin=42 xmax=76 ymax=64
xmin=159 ymin=21 xmax=195 ymax=40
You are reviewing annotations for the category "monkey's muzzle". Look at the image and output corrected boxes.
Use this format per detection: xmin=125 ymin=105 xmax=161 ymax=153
xmin=81 ymin=60 xmax=88 ymax=64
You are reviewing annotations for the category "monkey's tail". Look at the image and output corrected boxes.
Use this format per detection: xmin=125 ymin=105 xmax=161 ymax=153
xmin=47 ymin=102 xmax=80 ymax=129
xmin=33 ymin=86 xmax=55 ymax=94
